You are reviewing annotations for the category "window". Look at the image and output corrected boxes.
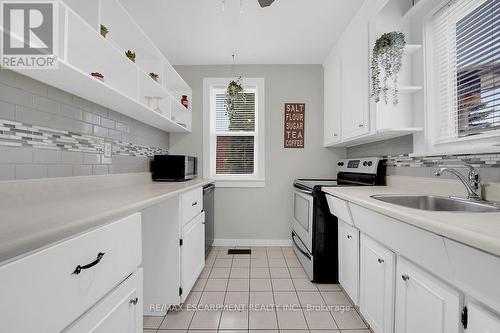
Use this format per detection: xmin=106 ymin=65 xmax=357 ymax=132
xmin=431 ymin=0 xmax=499 ymax=143
xmin=203 ymin=78 xmax=265 ymax=187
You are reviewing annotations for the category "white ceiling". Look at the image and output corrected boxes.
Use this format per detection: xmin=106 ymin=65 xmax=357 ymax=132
xmin=119 ymin=0 xmax=364 ymax=65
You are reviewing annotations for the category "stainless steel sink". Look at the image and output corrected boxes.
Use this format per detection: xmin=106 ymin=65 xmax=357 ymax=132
xmin=371 ymin=194 xmax=500 ymax=212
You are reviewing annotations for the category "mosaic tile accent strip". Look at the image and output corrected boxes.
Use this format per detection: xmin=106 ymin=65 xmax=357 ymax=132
xmin=0 ymin=119 xmax=168 ymax=157
xmin=387 ymin=153 xmax=500 ymax=168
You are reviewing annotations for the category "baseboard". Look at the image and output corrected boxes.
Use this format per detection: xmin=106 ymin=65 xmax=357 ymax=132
xmin=212 ymin=238 xmax=292 ymax=247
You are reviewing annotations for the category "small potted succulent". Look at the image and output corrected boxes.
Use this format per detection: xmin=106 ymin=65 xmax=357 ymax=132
xmin=90 ymin=72 xmax=104 ymax=82
xmin=100 ymin=24 xmax=109 ymax=38
xmin=125 ymin=50 xmax=136 ymax=63
xmin=149 ymin=72 xmax=159 ymax=82
xmin=371 ymin=31 xmax=406 ymax=105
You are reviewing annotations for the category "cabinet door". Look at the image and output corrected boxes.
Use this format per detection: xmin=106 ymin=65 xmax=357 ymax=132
xmin=338 ymin=220 xmax=359 ymax=305
xmin=181 ymin=212 xmax=205 ymax=302
xmin=340 ymin=21 xmax=370 ymax=140
xmin=467 ymin=303 xmax=500 ymax=333
xmin=323 ymin=51 xmax=341 ymax=145
xmin=65 ymin=269 xmax=143 ymax=333
xmin=395 ymin=258 xmax=460 ymax=333
xmin=359 ymin=234 xmax=395 ymax=333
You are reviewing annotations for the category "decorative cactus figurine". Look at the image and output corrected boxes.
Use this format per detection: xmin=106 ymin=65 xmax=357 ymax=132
xmin=100 ymin=24 xmax=109 ymax=38
xmin=125 ymin=50 xmax=136 ymax=63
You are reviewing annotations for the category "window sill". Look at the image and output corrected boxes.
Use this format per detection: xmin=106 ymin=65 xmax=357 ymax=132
xmin=214 ymin=179 xmax=266 ymax=188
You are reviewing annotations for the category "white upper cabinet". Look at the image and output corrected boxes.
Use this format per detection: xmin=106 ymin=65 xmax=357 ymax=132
xmin=339 ymin=21 xmax=371 ymax=141
xmin=466 ymin=303 xmax=500 ymax=333
xmin=359 ymin=234 xmax=395 ymax=333
xmin=323 ymin=50 xmax=342 ymax=145
xmin=395 ymin=257 xmax=460 ymax=333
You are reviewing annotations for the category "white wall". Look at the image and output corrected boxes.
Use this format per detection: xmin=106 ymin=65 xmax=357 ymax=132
xmin=170 ymin=65 xmax=345 ymax=244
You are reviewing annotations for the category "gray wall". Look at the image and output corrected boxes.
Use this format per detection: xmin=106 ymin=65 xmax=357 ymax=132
xmin=0 ymin=70 xmax=169 ymax=180
xmin=171 ymin=65 xmax=345 ymax=242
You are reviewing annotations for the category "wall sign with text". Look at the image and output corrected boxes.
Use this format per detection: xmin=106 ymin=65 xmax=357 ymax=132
xmin=284 ymin=103 xmax=305 ymax=148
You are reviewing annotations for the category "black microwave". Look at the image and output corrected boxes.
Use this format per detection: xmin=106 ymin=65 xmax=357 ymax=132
xmin=151 ymin=155 xmax=197 ymax=181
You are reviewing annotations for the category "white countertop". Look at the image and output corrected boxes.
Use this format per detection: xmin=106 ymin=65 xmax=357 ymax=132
xmin=322 ymin=184 xmax=500 ymax=257
xmin=0 ymin=176 xmax=213 ymax=264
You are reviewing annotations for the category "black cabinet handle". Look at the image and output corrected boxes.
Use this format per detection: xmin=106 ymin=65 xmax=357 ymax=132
xmin=192 ymin=201 xmax=198 ymax=206
xmin=402 ymin=274 xmax=410 ymax=281
xmin=378 ymin=258 xmax=384 ymax=264
xmin=130 ymin=297 xmax=139 ymax=305
xmin=72 ymin=252 xmax=105 ymax=275
xmin=347 ymin=234 xmax=352 ymax=239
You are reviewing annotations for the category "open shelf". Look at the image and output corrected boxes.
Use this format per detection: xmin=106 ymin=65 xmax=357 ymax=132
xmin=330 ymin=128 xmax=423 ymax=147
xmin=399 ymin=85 xmax=423 ymax=93
xmin=13 ymin=1 xmax=192 ymax=134
xmin=404 ymin=44 xmax=422 ymax=55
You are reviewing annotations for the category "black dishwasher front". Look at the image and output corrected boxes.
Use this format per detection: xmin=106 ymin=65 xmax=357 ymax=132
xmin=203 ymin=183 xmax=215 ymax=256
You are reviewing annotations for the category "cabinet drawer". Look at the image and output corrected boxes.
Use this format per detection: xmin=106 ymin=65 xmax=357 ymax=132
xmin=0 ymin=213 xmax=142 ymax=333
xmin=64 ymin=269 xmax=143 ymax=333
xmin=181 ymin=187 xmax=203 ymax=225
xmin=326 ymin=195 xmax=353 ymax=225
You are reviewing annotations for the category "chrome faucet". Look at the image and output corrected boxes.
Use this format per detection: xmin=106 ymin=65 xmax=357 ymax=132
xmin=434 ymin=165 xmax=482 ymax=200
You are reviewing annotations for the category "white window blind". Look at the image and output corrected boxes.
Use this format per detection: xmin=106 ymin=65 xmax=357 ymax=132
xmin=215 ymin=91 xmax=256 ymax=175
xmin=433 ymin=0 xmax=499 ymax=142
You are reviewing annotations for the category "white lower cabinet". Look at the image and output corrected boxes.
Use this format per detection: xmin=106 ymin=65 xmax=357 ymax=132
xmin=467 ymin=303 xmax=500 ymax=333
xmin=338 ymin=220 xmax=359 ymax=305
xmin=359 ymin=234 xmax=395 ymax=333
xmin=64 ymin=269 xmax=143 ymax=333
xmin=181 ymin=211 xmax=205 ymax=303
xmin=395 ymin=257 xmax=460 ymax=333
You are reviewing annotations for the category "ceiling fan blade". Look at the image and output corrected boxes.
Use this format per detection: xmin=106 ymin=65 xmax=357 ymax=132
xmin=257 ymin=0 xmax=275 ymax=8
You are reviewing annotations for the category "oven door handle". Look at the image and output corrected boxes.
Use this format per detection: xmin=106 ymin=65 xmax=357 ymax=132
xmin=292 ymin=232 xmax=311 ymax=259
xmin=294 ymin=187 xmax=312 ymax=195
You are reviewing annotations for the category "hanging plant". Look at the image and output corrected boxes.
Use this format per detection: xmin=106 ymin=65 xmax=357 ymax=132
xmin=225 ymin=76 xmax=244 ymax=119
xmin=371 ymin=31 xmax=406 ymax=105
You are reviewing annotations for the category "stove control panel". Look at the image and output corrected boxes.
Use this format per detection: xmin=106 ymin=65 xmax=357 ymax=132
xmin=336 ymin=157 xmax=381 ymax=174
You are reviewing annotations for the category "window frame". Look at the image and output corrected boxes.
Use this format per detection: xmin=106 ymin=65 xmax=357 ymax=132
xmin=424 ymin=0 xmax=499 ymax=153
xmin=203 ymin=77 xmax=265 ymax=188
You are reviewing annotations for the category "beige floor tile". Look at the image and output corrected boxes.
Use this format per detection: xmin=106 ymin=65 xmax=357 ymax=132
xmin=303 ymin=309 xmax=338 ymax=329
xmin=210 ymin=267 xmax=231 ymax=278
xmin=251 ymin=267 xmax=271 ymax=278
xmin=271 ymin=279 xmax=294 ymax=291
xmin=183 ymin=291 xmax=202 ymax=308
xmin=309 ymin=330 xmax=340 ymax=333
xmin=217 ymin=251 xmax=234 ymax=259
xmin=270 ymin=267 xmax=290 ymax=278
xmin=205 ymin=258 xmax=215 ymax=267
xmin=143 ymin=315 xmax=164 ymax=329
xmin=316 ymin=283 xmax=342 ymax=291
xmin=183 ymin=331 xmax=215 ymax=333
xmin=233 ymin=258 xmax=251 ymax=268
xmin=285 ymin=258 xmax=302 ymax=268
xmin=249 ymin=330 xmax=278 ymax=333
xmin=276 ymin=309 xmax=308 ymax=330
xmin=338 ymin=330 xmax=371 ymax=333
xmin=214 ymin=258 xmax=232 ymax=268
xmin=251 ymin=258 xmax=269 ymax=267
xmin=249 ymin=309 xmax=278 ymax=329
xmin=251 ymin=251 xmax=268 ymax=258
xmin=156 ymin=330 xmax=186 ymax=333
xmin=230 ymin=267 xmax=250 ymax=278
xmin=189 ymin=310 xmax=222 ymax=329
xmin=293 ymin=278 xmax=318 ymax=291
xmin=198 ymin=292 xmax=225 ymax=307
xmin=297 ymin=291 xmax=326 ymax=308
xmin=160 ymin=310 xmax=194 ymax=329
xmin=219 ymin=309 xmax=249 ymax=329
xmin=200 ymin=267 xmax=212 ymax=278
xmin=322 ymin=292 xmax=352 ymax=306
xmin=192 ymin=278 xmax=208 ymax=292
xmin=283 ymin=251 xmax=297 ymax=259
xmin=204 ymin=278 xmax=229 ymax=292
xmin=249 ymin=291 xmax=275 ymax=307
xmin=227 ymin=278 xmax=250 ymax=291
xmin=143 ymin=330 xmax=156 ymax=333
xmin=268 ymin=259 xmax=287 ymax=267
xmin=279 ymin=330 xmax=308 ymax=333
xmin=250 ymin=278 xmax=272 ymax=291
xmin=225 ymin=291 xmax=250 ymax=308
xmin=266 ymin=249 xmax=284 ymax=259
xmin=273 ymin=291 xmax=300 ymax=308
xmin=331 ymin=308 xmax=368 ymax=330
xmin=288 ymin=267 xmax=308 ymax=278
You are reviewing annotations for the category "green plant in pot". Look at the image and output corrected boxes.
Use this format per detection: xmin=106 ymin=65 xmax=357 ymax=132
xmin=225 ymin=77 xmax=244 ymax=119
xmin=125 ymin=50 xmax=136 ymax=63
xmin=100 ymin=24 xmax=109 ymax=38
xmin=371 ymin=31 xmax=406 ymax=105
